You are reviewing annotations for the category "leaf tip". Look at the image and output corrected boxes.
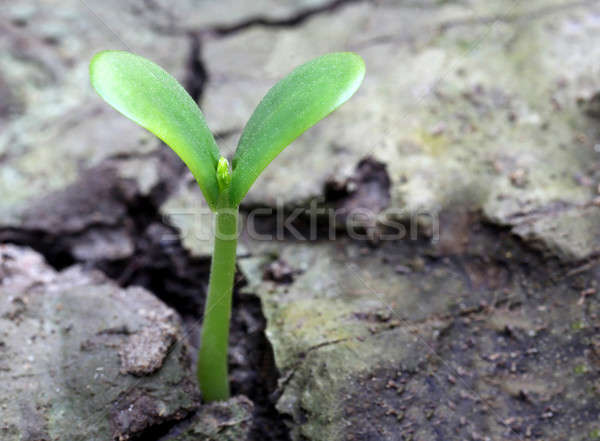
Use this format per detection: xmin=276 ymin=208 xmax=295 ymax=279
xmin=89 ymin=50 xmax=120 ymax=88
xmin=334 ymin=52 xmax=366 ymax=108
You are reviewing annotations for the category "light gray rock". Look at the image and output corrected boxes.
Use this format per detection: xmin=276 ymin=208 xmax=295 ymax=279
xmin=0 ymin=244 xmax=198 ymax=440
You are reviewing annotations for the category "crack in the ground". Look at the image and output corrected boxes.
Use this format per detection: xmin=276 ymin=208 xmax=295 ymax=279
xmin=147 ymin=0 xmax=368 ymax=37
xmin=207 ymin=0 xmax=367 ymax=36
xmin=183 ymin=32 xmax=208 ymax=104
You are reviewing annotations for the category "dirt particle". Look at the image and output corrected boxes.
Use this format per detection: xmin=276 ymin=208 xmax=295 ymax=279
xmin=263 ymin=259 xmax=296 ymax=284
xmin=394 ymin=264 xmax=411 ymax=274
xmin=509 ymin=168 xmax=528 ymax=188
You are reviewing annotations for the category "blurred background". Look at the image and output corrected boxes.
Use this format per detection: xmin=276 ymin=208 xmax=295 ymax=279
xmin=1 ymin=1 xmax=600 ymax=440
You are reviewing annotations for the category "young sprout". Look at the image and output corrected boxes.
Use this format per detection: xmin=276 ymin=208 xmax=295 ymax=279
xmin=90 ymin=50 xmax=365 ymax=401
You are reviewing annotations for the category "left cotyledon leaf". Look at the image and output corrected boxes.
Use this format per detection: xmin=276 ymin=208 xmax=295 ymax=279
xmin=90 ymin=50 xmax=221 ymax=208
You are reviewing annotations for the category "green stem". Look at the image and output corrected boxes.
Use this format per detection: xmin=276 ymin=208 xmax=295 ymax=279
xmin=197 ymin=197 xmax=238 ymax=402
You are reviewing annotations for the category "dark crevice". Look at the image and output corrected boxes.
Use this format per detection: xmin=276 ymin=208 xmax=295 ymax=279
xmin=149 ymin=0 xmax=368 ymax=37
xmin=324 ymin=157 xmax=391 ymax=224
xmin=230 ymin=289 xmax=293 ymax=441
xmin=106 ymin=220 xmax=291 ymax=440
xmin=0 ymin=228 xmax=76 ymax=270
xmin=183 ymin=32 xmax=208 ymax=104
xmin=238 ymin=156 xmax=396 ymax=244
xmin=94 ymin=194 xmax=210 ymax=315
xmin=208 ymin=0 xmax=367 ymax=36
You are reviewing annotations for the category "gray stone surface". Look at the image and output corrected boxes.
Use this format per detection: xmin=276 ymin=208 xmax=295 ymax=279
xmin=0 ymin=244 xmax=198 ymax=440
xmin=239 ymin=235 xmax=600 ymax=441
xmin=2 ymin=0 xmax=600 ymax=439
xmin=0 ymin=0 xmax=192 ymax=261
xmin=4 ymin=0 xmax=599 ymax=262
xmin=200 ymin=5 xmax=600 ymax=434
xmin=199 ymin=0 xmax=600 ymax=262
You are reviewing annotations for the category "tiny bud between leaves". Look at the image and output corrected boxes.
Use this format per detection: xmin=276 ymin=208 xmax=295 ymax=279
xmin=217 ymin=157 xmax=232 ymax=191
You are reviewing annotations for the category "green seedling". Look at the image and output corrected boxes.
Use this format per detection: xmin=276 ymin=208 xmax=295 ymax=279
xmin=90 ymin=50 xmax=365 ymax=401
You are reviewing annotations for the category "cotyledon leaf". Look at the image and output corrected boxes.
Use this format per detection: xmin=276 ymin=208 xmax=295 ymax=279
xmin=230 ymin=52 xmax=365 ymax=206
xmin=90 ymin=50 xmax=221 ymax=209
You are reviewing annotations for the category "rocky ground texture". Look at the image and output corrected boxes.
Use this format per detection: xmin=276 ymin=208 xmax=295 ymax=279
xmin=1 ymin=0 xmax=600 ymax=440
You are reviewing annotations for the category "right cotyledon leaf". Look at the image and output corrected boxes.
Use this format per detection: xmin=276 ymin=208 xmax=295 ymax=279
xmin=230 ymin=52 xmax=365 ymax=206
xmin=90 ymin=50 xmax=221 ymax=209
